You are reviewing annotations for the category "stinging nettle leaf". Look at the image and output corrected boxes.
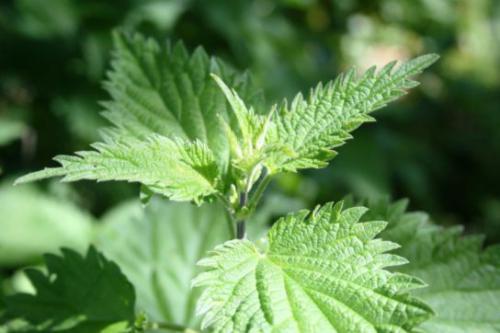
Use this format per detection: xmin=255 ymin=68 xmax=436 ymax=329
xmin=1 ymin=247 xmax=136 ymax=332
xmin=267 ymin=54 xmax=439 ymax=173
xmin=364 ymin=199 xmax=500 ymax=333
xmin=193 ymin=202 xmax=433 ymax=332
xmin=15 ymin=135 xmax=220 ymax=204
xmin=95 ymin=197 xmax=231 ymax=330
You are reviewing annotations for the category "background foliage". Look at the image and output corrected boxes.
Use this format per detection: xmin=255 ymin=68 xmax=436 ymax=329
xmin=1 ymin=0 xmax=499 ymax=312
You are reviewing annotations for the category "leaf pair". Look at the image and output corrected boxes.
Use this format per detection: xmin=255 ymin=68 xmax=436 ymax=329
xmin=15 ymin=32 xmax=439 ymax=206
xmin=4 ymin=199 xmax=499 ymax=332
xmin=2 ymin=201 xmax=433 ymax=333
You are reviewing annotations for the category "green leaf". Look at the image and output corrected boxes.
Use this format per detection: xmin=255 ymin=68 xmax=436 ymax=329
xmin=0 ymin=183 xmax=93 ymax=267
xmin=2 ymin=247 xmax=136 ymax=332
xmin=193 ymin=202 xmax=432 ymax=332
xmin=365 ymin=199 xmax=500 ymax=333
xmin=268 ymin=54 xmax=439 ymax=172
xmin=211 ymin=74 xmax=280 ymax=177
xmin=95 ymin=197 xmax=231 ymax=329
xmin=15 ymin=136 xmax=220 ymax=204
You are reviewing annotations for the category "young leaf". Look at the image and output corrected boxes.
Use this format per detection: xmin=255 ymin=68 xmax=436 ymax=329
xmin=211 ymin=74 xmax=278 ymax=176
xmin=15 ymin=135 xmax=220 ymax=204
xmin=193 ymin=202 xmax=432 ymax=332
xmin=268 ymin=54 xmax=439 ymax=172
xmin=103 ymin=31 xmax=264 ymax=172
xmin=365 ymin=199 xmax=500 ymax=333
xmin=1 ymin=247 xmax=136 ymax=332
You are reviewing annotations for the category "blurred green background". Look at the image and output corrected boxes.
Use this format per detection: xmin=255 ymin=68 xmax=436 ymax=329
xmin=1 ymin=0 xmax=500 ymax=272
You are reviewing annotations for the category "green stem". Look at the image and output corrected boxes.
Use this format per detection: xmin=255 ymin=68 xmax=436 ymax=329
xmin=247 ymin=174 xmax=272 ymax=215
xmin=223 ymin=206 xmax=236 ymax=239
xmin=236 ymin=220 xmax=245 ymax=239
xmin=236 ymin=191 xmax=248 ymax=239
xmin=218 ymin=168 xmax=271 ymax=240
xmin=216 ymin=193 xmax=236 ymax=239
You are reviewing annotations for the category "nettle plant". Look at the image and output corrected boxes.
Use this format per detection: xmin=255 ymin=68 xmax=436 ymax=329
xmin=3 ymin=32 xmax=499 ymax=333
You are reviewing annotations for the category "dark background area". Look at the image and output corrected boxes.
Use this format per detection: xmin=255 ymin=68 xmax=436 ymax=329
xmin=1 ymin=0 xmax=499 ymax=251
